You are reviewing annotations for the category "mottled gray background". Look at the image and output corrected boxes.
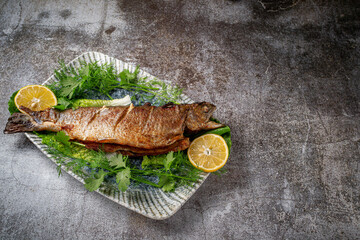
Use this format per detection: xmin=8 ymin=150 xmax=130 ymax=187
xmin=1 ymin=0 xmax=359 ymax=239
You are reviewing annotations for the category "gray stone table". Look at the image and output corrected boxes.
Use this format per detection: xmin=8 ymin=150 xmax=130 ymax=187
xmin=1 ymin=0 xmax=359 ymax=239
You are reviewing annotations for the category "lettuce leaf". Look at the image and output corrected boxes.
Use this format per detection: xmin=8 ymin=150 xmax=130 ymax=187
xmin=8 ymin=90 xmax=19 ymax=115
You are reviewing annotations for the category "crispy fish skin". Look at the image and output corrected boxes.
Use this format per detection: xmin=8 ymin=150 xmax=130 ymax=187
xmin=4 ymin=102 xmax=224 ymax=154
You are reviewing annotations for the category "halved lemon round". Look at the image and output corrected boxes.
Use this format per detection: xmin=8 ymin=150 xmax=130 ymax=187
xmin=187 ymin=134 xmax=229 ymax=172
xmin=15 ymin=85 xmax=57 ymax=113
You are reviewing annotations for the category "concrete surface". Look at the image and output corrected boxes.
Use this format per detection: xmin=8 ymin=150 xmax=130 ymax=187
xmin=1 ymin=0 xmax=359 ymax=239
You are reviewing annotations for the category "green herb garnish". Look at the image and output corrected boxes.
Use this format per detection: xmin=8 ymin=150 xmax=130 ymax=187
xmin=85 ymin=169 xmax=107 ymax=192
xmin=8 ymin=90 xmax=19 ymax=115
xmin=14 ymin=61 xmax=232 ymax=193
xmin=37 ymin=131 xmax=204 ymax=192
xmin=47 ymin=60 xmax=183 ymax=110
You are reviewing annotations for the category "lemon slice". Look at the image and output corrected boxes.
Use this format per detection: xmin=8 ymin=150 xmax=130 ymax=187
xmin=15 ymin=85 xmax=57 ymax=113
xmin=187 ymin=134 xmax=229 ymax=172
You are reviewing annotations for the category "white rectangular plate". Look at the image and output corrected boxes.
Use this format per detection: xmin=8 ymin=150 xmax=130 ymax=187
xmin=25 ymin=52 xmax=209 ymax=220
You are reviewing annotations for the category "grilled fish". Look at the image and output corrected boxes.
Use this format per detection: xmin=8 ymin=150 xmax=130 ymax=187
xmin=4 ymin=102 xmax=224 ymax=156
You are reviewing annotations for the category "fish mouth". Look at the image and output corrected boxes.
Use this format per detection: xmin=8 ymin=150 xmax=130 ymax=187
xmin=197 ymin=102 xmax=225 ymax=130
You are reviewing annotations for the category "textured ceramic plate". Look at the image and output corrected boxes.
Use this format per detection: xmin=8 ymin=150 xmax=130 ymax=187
xmin=24 ymin=52 xmax=209 ymax=220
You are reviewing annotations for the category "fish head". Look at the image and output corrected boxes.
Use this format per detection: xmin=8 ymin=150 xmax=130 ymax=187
xmin=194 ymin=102 xmax=217 ymax=121
xmin=185 ymin=102 xmax=224 ymax=132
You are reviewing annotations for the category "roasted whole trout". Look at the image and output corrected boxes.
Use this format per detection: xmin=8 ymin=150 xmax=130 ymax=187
xmin=4 ymin=102 xmax=224 ymax=156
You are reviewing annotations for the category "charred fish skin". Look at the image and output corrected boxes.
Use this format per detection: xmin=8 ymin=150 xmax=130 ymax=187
xmin=4 ymin=102 xmax=224 ymax=154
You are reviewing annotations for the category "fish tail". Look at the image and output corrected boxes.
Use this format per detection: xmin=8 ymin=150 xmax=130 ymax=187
xmin=4 ymin=112 xmax=38 ymax=134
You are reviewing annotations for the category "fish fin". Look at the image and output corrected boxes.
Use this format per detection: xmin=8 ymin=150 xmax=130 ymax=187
xmin=204 ymin=121 xmax=225 ymax=130
xmin=3 ymin=113 xmax=38 ymax=134
xmin=162 ymin=102 xmax=176 ymax=108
